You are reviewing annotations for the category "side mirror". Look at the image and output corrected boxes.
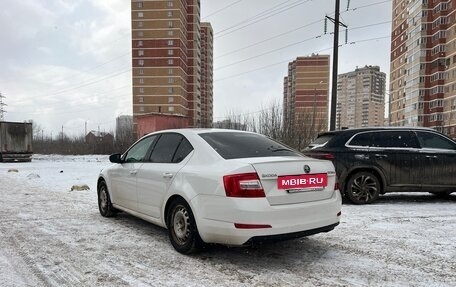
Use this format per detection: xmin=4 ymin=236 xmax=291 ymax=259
xmin=109 ymin=153 xmax=123 ymax=164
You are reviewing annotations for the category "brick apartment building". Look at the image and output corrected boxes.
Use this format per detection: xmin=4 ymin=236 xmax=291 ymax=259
xmin=283 ymin=55 xmax=330 ymax=133
xmin=389 ymin=0 xmax=456 ymax=138
xmin=131 ymin=0 xmax=213 ymax=135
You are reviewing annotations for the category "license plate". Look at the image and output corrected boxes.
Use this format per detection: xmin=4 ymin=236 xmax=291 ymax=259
xmin=278 ymin=173 xmax=327 ymax=189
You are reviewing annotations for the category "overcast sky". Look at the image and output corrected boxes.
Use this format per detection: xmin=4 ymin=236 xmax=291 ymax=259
xmin=0 ymin=0 xmax=392 ymax=137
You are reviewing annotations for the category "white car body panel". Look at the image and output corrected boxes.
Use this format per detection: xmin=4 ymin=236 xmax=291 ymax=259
xmin=99 ymin=129 xmax=341 ymax=246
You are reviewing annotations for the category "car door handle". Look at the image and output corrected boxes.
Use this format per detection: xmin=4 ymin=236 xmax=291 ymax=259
xmin=162 ymin=173 xmax=174 ymax=179
xmin=130 ymin=170 xmax=138 ymax=175
xmin=375 ymin=154 xmax=387 ymax=158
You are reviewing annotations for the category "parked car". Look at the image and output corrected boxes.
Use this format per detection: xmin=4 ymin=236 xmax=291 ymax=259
xmin=305 ymin=127 xmax=456 ymax=204
xmin=97 ymin=129 xmax=341 ymax=254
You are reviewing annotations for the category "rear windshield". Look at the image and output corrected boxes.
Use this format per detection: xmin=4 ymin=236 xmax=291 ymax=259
xmin=307 ymin=134 xmax=334 ymax=148
xmin=199 ymin=132 xmax=301 ymax=159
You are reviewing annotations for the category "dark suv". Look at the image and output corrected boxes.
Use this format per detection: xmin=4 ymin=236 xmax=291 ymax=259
xmin=305 ymin=127 xmax=456 ymax=204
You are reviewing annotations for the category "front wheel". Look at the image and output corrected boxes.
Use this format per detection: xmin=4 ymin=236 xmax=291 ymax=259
xmin=167 ymin=198 xmax=203 ymax=254
xmin=346 ymin=171 xmax=381 ymax=204
xmin=97 ymin=181 xmax=116 ymax=217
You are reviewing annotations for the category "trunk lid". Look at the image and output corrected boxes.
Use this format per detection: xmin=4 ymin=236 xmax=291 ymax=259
xmin=235 ymin=156 xmax=337 ymax=206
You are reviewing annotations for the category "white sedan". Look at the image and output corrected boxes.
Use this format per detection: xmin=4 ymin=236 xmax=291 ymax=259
xmin=97 ymin=129 xmax=342 ymax=254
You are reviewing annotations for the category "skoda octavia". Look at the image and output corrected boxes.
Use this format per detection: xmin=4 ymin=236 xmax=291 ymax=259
xmin=97 ymin=129 xmax=341 ymax=254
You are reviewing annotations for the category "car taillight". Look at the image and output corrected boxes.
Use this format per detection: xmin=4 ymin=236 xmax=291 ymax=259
xmin=306 ymin=153 xmax=335 ymax=160
xmin=223 ymin=172 xmax=265 ymax=198
xmin=320 ymin=153 xmax=335 ymax=160
xmin=334 ymin=181 xmax=340 ymax=191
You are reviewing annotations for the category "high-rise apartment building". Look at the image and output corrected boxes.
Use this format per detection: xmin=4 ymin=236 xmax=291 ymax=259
xmin=336 ymin=65 xmax=386 ymax=129
xmin=200 ymin=22 xmax=213 ymax=128
xmin=131 ymin=0 xmax=213 ymax=134
xmin=390 ymin=0 xmax=456 ymax=138
xmin=283 ymin=55 xmax=330 ymax=133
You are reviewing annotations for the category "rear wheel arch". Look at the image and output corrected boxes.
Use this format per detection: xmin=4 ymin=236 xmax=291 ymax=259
xmin=165 ymin=195 xmax=203 ymax=254
xmin=343 ymin=167 xmax=385 ymax=195
xmin=164 ymin=195 xmax=190 ymax=227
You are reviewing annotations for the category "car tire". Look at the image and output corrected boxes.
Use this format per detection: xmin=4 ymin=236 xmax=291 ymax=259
xmin=97 ymin=181 xmax=117 ymax=217
xmin=167 ymin=198 xmax=203 ymax=254
xmin=346 ymin=171 xmax=381 ymax=204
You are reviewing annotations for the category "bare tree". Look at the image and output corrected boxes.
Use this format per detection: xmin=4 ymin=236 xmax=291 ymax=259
xmin=221 ymin=101 xmax=326 ymax=151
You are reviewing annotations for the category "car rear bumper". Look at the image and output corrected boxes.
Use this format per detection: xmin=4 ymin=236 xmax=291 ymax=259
xmin=190 ymin=190 xmax=342 ymax=246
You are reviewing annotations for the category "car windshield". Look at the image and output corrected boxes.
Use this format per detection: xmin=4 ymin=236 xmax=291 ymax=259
xmin=199 ymin=132 xmax=301 ymax=159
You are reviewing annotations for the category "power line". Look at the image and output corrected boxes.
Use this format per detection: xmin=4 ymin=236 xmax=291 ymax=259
xmin=216 ymin=34 xmax=329 ymax=71
xmin=344 ymin=0 xmax=392 ymax=13
xmin=10 ymin=68 xmax=131 ymax=106
xmin=214 ymin=35 xmax=390 ymax=82
xmin=216 ymin=21 xmax=391 ymax=71
xmin=30 ymin=29 xmax=131 ymax=81
xmin=202 ymin=0 xmax=244 ymax=19
xmin=216 ymin=0 xmax=393 ymax=59
xmin=215 ymin=0 xmax=312 ymax=38
xmin=216 ymin=19 xmax=323 ymax=59
xmin=9 ymin=85 xmax=131 ymax=115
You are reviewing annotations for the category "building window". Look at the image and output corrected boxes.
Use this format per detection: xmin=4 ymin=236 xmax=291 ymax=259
xmin=168 ymin=49 xmax=174 ymax=55
xmin=138 ymin=12 xmax=143 ymax=18
xmin=139 ymin=87 xmax=144 ymax=94
xmin=139 ymin=106 xmax=145 ymax=112
xmin=168 ymin=21 xmax=173 ymax=28
xmin=138 ymin=50 xmax=144 ymax=56
xmin=137 ymin=40 xmax=143 ymax=47
xmin=168 ymin=59 xmax=174 ymax=65
xmin=168 ymin=30 xmax=174 ymax=36
xmin=139 ymin=78 xmax=144 ymax=84
xmin=168 ymin=11 xmax=173 ymax=17
xmin=139 ymin=96 xmax=144 ymax=103
xmin=167 ymin=1 xmax=173 ymax=7
xmin=168 ymin=97 xmax=174 ymax=103
xmin=139 ymin=68 xmax=144 ymax=75
xmin=137 ymin=2 xmax=143 ymax=8
xmin=137 ymin=31 xmax=144 ymax=37
xmin=138 ymin=59 xmax=144 ymax=66
xmin=169 ymin=106 xmax=175 ymax=112
xmin=137 ymin=21 xmax=143 ymax=28
xmin=168 ymin=87 xmax=173 ymax=94
xmin=168 ymin=40 xmax=173 ymax=46
xmin=168 ymin=78 xmax=174 ymax=83
xmin=168 ymin=68 xmax=173 ymax=75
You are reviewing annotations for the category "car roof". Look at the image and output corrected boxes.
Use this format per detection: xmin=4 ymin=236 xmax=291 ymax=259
xmin=314 ymin=127 xmax=446 ymax=148
xmin=142 ymin=128 xmax=261 ymax=138
xmin=319 ymin=126 xmax=437 ymax=136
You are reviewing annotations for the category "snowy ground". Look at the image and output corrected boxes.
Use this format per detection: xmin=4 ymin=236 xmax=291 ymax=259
xmin=0 ymin=155 xmax=455 ymax=287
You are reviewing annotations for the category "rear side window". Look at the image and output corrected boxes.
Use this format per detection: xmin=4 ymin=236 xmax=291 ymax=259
xmin=172 ymin=138 xmax=193 ymax=163
xmin=348 ymin=132 xmax=372 ymax=147
xmin=200 ymin=132 xmax=301 ymax=159
xmin=150 ymin=133 xmax=193 ymax=163
xmin=416 ymin=131 xmax=456 ymax=150
xmin=371 ymin=131 xmax=419 ymax=148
